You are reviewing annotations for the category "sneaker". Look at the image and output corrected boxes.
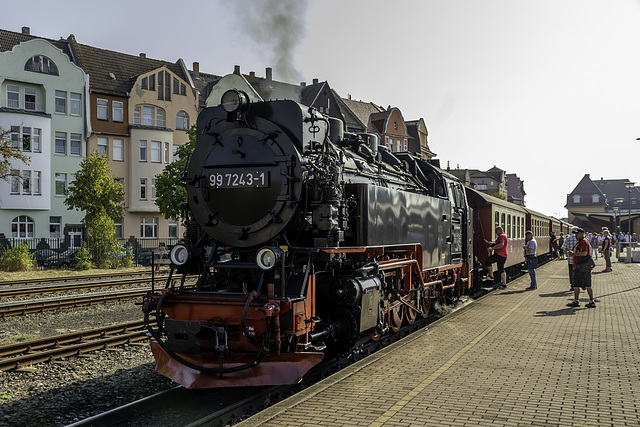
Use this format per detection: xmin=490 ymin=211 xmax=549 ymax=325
xmin=566 ymin=300 xmax=579 ymax=308
xmin=586 ymin=301 xmax=596 ymax=308
xmin=481 ymin=275 xmax=494 ymax=282
xmin=499 ymin=284 xmax=507 ymax=289
xmin=602 ymin=268 xmax=611 ymax=273
xmin=527 ymin=286 xmax=537 ymax=290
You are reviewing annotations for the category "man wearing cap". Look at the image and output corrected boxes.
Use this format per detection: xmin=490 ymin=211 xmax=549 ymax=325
xmin=483 ymin=226 xmax=508 ymax=289
xmin=561 ymin=228 xmax=579 ymax=290
xmin=566 ymin=228 xmax=596 ymax=308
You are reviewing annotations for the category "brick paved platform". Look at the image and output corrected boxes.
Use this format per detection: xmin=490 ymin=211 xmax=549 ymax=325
xmin=238 ymin=257 xmax=640 ymax=427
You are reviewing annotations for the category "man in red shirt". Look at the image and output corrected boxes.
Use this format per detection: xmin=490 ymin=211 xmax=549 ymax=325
xmin=567 ymin=228 xmax=596 ymax=308
xmin=484 ymin=226 xmax=508 ymax=289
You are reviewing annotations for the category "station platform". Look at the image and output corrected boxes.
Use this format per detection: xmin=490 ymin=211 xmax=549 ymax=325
xmin=238 ymin=256 xmax=640 ymax=427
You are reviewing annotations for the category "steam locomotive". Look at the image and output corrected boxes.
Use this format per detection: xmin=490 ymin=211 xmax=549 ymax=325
xmin=142 ymin=89 xmax=474 ymax=388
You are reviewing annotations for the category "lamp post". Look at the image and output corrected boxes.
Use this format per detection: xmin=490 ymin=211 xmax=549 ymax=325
xmin=624 ymin=182 xmax=635 ymax=263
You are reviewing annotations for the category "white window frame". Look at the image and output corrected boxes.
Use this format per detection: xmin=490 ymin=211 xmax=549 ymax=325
xmin=143 ymin=106 xmax=154 ymax=126
xmin=151 ymin=178 xmax=157 ymax=200
xmin=12 ymin=216 xmax=35 ymax=239
xmin=10 ymin=169 xmax=20 ymax=194
xmin=55 ymin=173 xmax=67 ymax=196
xmin=24 ymin=87 xmax=37 ymax=111
xmin=70 ymin=133 xmax=82 ymax=156
xmin=176 ymin=111 xmax=189 ymax=130
xmin=140 ymin=178 xmax=147 ymax=200
xmin=97 ymin=137 xmax=108 ymax=157
xmin=168 ymin=219 xmax=178 ymax=238
xmin=113 ymin=101 xmax=123 ymax=122
xmin=33 ymin=128 xmax=41 ymax=152
xmin=151 ymin=141 xmax=161 ymax=163
xmin=50 ymin=216 xmax=62 ymax=239
xmin=140 ymin=217 xmax=158 ymax=238
xmin=7 ymin=85 xmax=19 ymax=109
xmin=591 ymin=194 xmax=599 ymax=203
xmin=55 ymin=90 xmax=67 ymax=114
xmin=97 ymin=98 xmax=108 ymax=120
xmin=113 ymin=139 xmax=124 ymax=161
xmin=139 ymin=140 xmax=147 ymax=162
xmin=55 ymin=132 xmax=67 ymax=155
xmin=33 ymin=171 xmax=41 ymax=195
xmin=164 ymin=142 xmax=169 ymax=163
xmin=70 ymin=92 xmax=82 ymax=116
xmin=573 ymin=195 xmax=581 ymax=204
xmin=21 ymin=170 xmax=31 ymax=194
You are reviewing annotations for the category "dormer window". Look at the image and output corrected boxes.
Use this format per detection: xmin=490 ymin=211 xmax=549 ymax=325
xmin=573 ymin=195 xmax=581 ymax=204
xmin=25 ymin=55 xmax=58 ymax=75
xmin=592 ymin=194 xmax=599 ymax=203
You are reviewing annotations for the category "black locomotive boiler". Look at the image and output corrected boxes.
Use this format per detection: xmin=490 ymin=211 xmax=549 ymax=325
xmin=143 ymin=89 xmax=473 ymax=388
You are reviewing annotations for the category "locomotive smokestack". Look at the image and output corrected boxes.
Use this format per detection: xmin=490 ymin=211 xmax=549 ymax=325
xmin=266 ymin=67 xmax=272 ymax=82
xmin=193 ymin=62 xmax=200 ymax=77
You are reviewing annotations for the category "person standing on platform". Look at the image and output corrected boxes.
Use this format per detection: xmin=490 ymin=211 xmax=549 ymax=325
xmin=590 ymin=232 xmax=599 ymax=260
xmin=567 ymin=228 xmax=596 ymax=308
xmin=550 ymin=231 xmax=559 ymax=259
xmin=484 ymin=226 xmax=508 ymax=289
xmin=562 ymin=228 xmax=579 ymax=291
xmin=601 ymin=229 xmax=612 ymax=272
xmin=558 ymin=233 xmax=565 ymax=260
xmin=524 ymin=231 xmax=538 ymax=290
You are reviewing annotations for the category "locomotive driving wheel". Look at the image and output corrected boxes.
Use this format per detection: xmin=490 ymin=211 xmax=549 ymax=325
xmin=421 ymin=292 xmax=432 ymax=318
xmin=404 ymin=301 xmax=418 ymax=325
xmin=389 ymin=304 xmax=404 ymax=333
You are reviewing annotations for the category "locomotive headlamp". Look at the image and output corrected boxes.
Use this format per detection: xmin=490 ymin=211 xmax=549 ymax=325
xmin=256 ymin=247 xmax=282 ymax=270
xmin=221 ymin=90 xmax=249 ymax=113
xmin=169 ymin=244 xmax=190 ymax=266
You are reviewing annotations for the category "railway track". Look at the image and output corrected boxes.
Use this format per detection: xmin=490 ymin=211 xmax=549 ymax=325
xmin=0 ymin=270 xmax=169 ymax=287
xmin=0 ymin=289 xmax=150 ymax=318
xmin=0 ymin=320 xmax=148 ymax=372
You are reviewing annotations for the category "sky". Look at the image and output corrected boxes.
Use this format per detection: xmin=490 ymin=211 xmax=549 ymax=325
xmin=3 ymin=0 xmax=640 ymax=218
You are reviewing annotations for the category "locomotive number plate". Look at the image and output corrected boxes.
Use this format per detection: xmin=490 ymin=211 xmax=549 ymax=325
xmin=209 ymin=171 xmax=270 ymax=189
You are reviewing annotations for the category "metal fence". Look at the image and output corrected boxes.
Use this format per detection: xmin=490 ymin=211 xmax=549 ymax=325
xmin=0 ymin=236 xmax=180 ymax=270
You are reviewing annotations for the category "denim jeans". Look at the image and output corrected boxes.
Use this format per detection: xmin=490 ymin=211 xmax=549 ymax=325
xmin=528 ymin=268 xmax=537 ymax=288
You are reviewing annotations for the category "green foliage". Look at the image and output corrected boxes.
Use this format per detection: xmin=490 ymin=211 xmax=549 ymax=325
xmin=491 ymin=192 xmax=506 ymax=200
xmin=155 ymin=125 xmax=197 ymax=221
xmin=75 ymin=243 xmax=92 ymax=271
xmin=0 ymin=127 xmax=31 ymax=180
xmin=65 ymin=151 xmax=126 ymax=225
xmin=87 ymin=212 xmax=122 ymax=269
xmin=0 ymin=243 xmax=36 ymax=272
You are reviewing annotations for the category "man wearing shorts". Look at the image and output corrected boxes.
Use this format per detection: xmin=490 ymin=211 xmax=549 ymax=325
xmin=567 ymin=228 xmax=596 ymax=308
xmin=484 ymin=226 xmax=508 ymax=289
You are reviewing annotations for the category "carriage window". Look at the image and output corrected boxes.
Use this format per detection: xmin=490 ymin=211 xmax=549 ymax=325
xmin=495 ymin=212 xmax=500 ymax=230
xmin=507 ymin=216 xmax=511 ymax=237
xmin=501 ymin=213 xmax=506 ymax=231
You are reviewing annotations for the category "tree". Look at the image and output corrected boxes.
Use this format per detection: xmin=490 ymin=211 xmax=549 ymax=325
xmin=155 ymin=125 xmax=197 ymax=221
xmin=65 ymin=151 xmax=126 ymax=225
xmin=65 ymin=151 xmax=126 ymax=268
xmin=0 ymin=127 xmax=31 ymax=181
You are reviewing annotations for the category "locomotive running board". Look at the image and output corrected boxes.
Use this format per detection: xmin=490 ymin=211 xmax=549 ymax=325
xmin=150 ymin=341 xmax=324 ymax=388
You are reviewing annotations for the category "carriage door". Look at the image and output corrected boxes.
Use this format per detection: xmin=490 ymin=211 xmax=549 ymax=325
xmin=449 ymin=182 xmax=465 ymax=262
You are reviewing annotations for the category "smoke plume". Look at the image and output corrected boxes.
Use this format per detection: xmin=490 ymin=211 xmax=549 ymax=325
xmin=225 ymin=0 xmax=310 ymax=84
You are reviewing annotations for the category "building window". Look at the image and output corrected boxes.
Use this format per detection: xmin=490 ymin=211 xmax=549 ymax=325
xmin=10 ymin=169 xmax=19 ymax=194
xmin=139 ymin=140 xmax=147 ymax=161
xmin=149 ymin=74 xmax=155 ymax=90
xmin=140 ymin=217 xmax=158 ymax=238
xmin=172 ymin=144 xmax=179 ymax=162
xmin=97 ymin=98 xmax=108 ymax=120
xmin=22 ymin=127 xmax=31 ymax=151
xmin=143 ymin=106 xmax=154 ymax=126
xmin=50 ymin=216 xmax=62 ymax=239
xmin=10 ymin=126 xmax=19 ymax=149
xmin=156 ymin=109 xmax=165 ymax=127
xmin=70 ymin=93 xmax=82 ymax=116
xmin=134 ymin=107 xmax=141 ymax=124
xmin=165 ymin=73 xmax=171 ymax=100
xmin=55 ymin=173 xmax=67 ymax=196
xmin=158 ymin=71 xmax=164 ymax=100
xmin=573 ymin=195 xmax=581 ymax=204
xmin=25 ymin=88 xmax=37 ymax=111
xmin=173 ymin=78 xmax=179 ymax=94
xmin=151 ymin=178 xmax=157 ymax=200
xmin=113 ymin=101 xmax=123 ymax=122
xmin=7 ymin=85 xmax=19 ymax=108
xmin=33 ymin=171 xmax=41 ymax=195
xmin=151 ymin=141 xmax=161 ymax=163
xmin=176 ymin=111 xmax=189 ymax=130
xmin=24 ymin=55 xmax=58 ymax=75
xmin=140 ymin=178 xmax=147 ymax=200
xmin=22 ymin=170 xmax=31 ymax=194
xmin=12 ymin=216 xmax=35 ymax=238
xmin=180 ymin=83 xmax=186 ymax=96
xmin=97 ymin=137 xmax=108 ymax=156
xmin=55 ymin=90 xmax=67 ymax=114
xmin=55 ymin=132 xmax=67 ymax=155
xmin=142 ymin=77 xmax=148 ymax=90
xmin=70 ymin=133 xmax=82 ymax=156
xmin=591 ymin=194 xmax=599 ymax=203
xmin=164 ymin=142 xmax=169 ymax=163
xmin=113 ymin=139 xmax=123 ymax=161
xmin=115 ymin=221 xmax=123 ymax=238
xmin=168 ymin=219 xmax=178 ymax=238
xmin=33 ymin=128 xmax=41 ymax=152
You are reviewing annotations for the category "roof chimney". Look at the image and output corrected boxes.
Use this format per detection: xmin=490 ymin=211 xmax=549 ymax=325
xmin=313 ymin=78 xmax=319 ymax=85
xmin=249 ymin=71 xmax=255 ymax=77
xmin=234 ymin=65 xmax=241 ymax=75
xmin=266 ymin=67 xmax=272 ymax=82
xmin=300 ymin=82 xmax=306 ymax=87
xmin=192 ymin=62 xmax=200 ymax=77
xmin=139 ymin=53 xmax=146 ymax=58
xmin=22 ymin=26 xmax=30 ymax=35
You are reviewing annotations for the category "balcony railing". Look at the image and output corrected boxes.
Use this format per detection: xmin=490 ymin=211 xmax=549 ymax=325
xmin=133 ymin=117 xmax=166 ymax=128
xmin=4 ymin=100 xmax=45 ymax=112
